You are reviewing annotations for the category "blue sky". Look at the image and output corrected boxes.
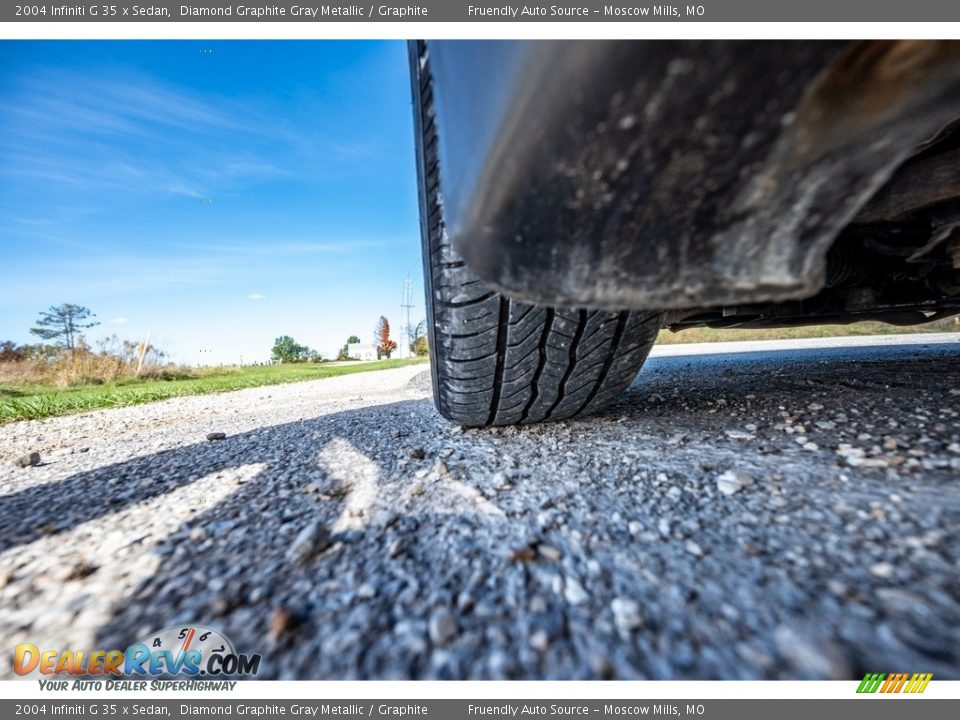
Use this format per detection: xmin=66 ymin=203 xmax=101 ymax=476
xmin=0 ymin=41 xmax=422 ymax=363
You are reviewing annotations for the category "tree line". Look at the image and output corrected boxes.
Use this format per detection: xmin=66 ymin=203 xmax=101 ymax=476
xmin=0 ymin=302 xmax=429 ymax=367
xmin=1 ymin=304 xmax=171 ymax=386
xmin=1 ymin=303 xmax=104 ymax=360
xmin=271 ymin=315 xmax=428 ymax=363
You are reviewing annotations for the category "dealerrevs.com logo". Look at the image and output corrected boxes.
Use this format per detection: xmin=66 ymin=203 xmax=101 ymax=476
xmin=857 ymin=673 xmax=933 ymax=694
xmin=14 ymin=625 xmax=262 ymax=679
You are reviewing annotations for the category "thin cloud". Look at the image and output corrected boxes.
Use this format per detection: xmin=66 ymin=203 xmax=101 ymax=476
xmin=0 ymin=67 xmax=266 ymax=141
xmin=172 ymin=240 xmax=386 ymax=256
xmin=110 ymin=317 xmax=129 ymax=324
xmin=247 ymin=293 xmax=265 ymax=301
xmin=0 ymin=67 xmax=300 ymax=203
xmin=165 ymin=182 xmax=208 ymax=199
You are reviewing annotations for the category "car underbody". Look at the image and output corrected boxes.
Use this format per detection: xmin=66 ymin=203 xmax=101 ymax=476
xmin=666 ymin=118 xmax=960 ymax=333
xmin=424 ymin=40 xmax=960 ymax=331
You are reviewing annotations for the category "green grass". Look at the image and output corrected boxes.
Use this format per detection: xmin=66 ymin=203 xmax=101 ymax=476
xmin=657 ymin=317 xmax=959 ymax=345
xmin=0 ymin=358 xmax=429 ymax=424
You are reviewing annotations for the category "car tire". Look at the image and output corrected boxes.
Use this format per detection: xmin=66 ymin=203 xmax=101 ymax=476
xmin=410 ymin=41 xmax=663 ymax=427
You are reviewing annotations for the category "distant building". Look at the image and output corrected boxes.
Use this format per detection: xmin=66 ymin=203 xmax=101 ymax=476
xmin=347 ymin=343 xmax=377 ymax=361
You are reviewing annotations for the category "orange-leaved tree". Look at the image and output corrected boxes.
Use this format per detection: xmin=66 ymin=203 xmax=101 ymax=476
xmin=375 ymin=316 xmax=397 ymax=359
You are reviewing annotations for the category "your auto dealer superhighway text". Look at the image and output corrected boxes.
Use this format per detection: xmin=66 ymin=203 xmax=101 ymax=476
xmin=179 ymin=4 xmax=427 ymax=17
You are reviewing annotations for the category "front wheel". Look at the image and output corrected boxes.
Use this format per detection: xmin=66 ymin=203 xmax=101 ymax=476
xmin=410 ymin=42 xmax=663 ymax=427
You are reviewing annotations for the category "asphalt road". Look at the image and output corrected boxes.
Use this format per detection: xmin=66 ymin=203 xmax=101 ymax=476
xmin=1 ymin=334 xmax=958 ymax=680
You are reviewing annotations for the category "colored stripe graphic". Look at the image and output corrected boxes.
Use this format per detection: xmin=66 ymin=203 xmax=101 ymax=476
xmin=881 ymin=673 xmax=898 ymax=692
xmin=905 ymin=673 xmax=933 ymax=693
xmin=857 ymin=672 xmax=931 ymax=693
xmin=857 ymin=673 xmax=885 ymax=693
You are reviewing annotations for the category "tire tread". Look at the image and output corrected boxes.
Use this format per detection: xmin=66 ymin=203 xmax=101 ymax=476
xmin=413 ymin=42 xmax=662 ymax=427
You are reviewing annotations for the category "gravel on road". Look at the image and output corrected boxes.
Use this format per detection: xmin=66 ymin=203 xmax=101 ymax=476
xmin=1 ymin=337 xmax=958 ymax=680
